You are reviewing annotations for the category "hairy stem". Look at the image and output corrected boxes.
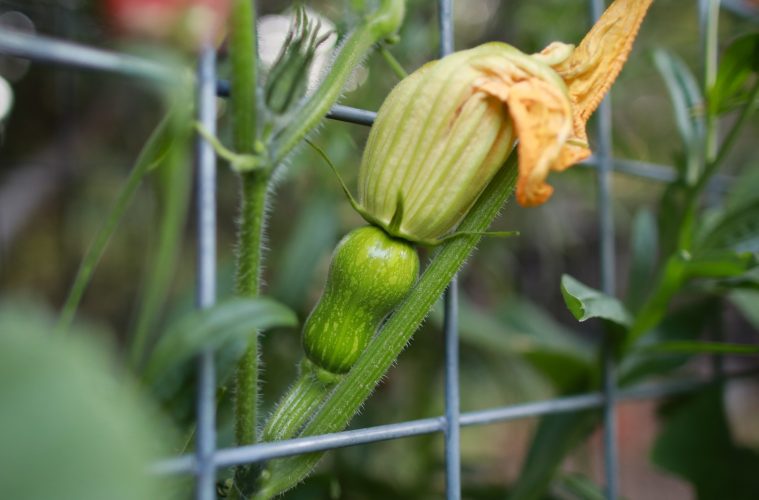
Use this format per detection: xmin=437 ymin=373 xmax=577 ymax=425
xmin=261 ymin=360 xmax=340 ymax=443
xmin=234 ymin=172 xmax=268 ymax=443
xmin=228 ymin=1 xmax=263 ymax=495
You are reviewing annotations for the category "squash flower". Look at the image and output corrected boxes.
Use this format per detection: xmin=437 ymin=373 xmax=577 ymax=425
xmin=356 ymin=0 xmax=653 ymax=244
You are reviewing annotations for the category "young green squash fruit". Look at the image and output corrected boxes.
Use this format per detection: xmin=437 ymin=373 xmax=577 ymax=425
xmin=302 ymin=225 xmax=419 ymax=374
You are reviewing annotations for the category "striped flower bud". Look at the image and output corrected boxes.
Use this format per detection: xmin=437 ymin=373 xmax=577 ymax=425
xmin=357 ymin=42 xmax=579 ymax=242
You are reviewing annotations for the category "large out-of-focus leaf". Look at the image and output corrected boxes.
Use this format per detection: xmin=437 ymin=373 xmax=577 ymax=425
xmin=508 ymin=411 xmax=598 ymax=500
xmin=711 ymin=34 xmax=759 ymax=114
xmin=561 ymin=274 xmax=632 ymax=328
xmin=652 ymin=386 xmax=759 ymax=499
xmin=142 ymin=297 xmax=297 ymax=390
xmin=653 ymin=49 xmax=705 ymax=184
xmin=626 ymin=209 xmax=659 ymax=313
xmin=271 ymin=195 xmax=338 ymax=310
xmin=0 ymin=300 xmax=172 ymax=500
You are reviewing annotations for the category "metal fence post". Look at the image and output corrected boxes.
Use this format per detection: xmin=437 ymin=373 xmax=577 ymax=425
xmin=194 ymin=44 xmax=218 ymax=500
xmin=438 ymin=0 xmax=461 ymax=498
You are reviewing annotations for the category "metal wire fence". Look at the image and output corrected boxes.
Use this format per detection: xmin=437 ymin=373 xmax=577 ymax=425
xmin=0 ymin=1 xmax=755 ymax=499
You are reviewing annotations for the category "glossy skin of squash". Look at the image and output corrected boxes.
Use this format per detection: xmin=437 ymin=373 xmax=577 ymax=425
xmin=302 ymin=225 xmax=419 ymax=374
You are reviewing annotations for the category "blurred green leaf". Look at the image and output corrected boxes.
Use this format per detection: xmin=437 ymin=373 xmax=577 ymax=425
xmin=561 ymin=274 xmax=632 ymax=328
xmin=682 ymin=250 xmax=757 ymax=278
xmin=652 ymin=386 xmax=759 ymax=500
xmin=711 ymin=34 xmax=759 ymax=115
xmin=653 ymin=49 xmax=704 ymax=184
xmin=640 ymin=340 xmax=759 ymax=355
xmin=0 ymin=300 xmax=173 ymax=500
xmin=626 ymin=209 xmax=659 ymax=313
xmin=142 ymin=297 xmax=297 ymax=389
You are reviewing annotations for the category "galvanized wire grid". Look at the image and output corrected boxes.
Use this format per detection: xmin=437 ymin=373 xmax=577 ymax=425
xmin=0 ymin=1 xmax=753 ymax=499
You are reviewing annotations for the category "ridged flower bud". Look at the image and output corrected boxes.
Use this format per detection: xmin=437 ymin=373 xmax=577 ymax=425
xmin=357 ymin=42 xmax=578 ymax=243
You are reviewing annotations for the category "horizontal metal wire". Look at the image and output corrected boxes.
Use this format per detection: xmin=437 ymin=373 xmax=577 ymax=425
xmin=150 ymin=369 xmax=758 ymax=476
xmin=0 ymin=29 xmax=175 ymax=83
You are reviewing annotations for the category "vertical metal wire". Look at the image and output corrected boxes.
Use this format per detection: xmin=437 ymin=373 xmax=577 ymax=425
xmin=438 ymin=0 xmax=460 ymax=498
xmin=195 ymin=45 xmax=218 ymax=500
xmin=589 ymin=1 xmax=618 ymax=498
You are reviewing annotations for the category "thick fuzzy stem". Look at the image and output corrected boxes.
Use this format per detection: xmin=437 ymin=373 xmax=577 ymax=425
xmin=262 ymin=360 xmax=341 ymax=443
xmin=234 ymin=172 xmax=268 ymax=446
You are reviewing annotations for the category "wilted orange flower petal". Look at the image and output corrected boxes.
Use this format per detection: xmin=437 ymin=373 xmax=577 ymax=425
xmin=546 ymin=0 xmax=654 ymax=141
xmin=515 ymin=0 xmax=654 ymax=206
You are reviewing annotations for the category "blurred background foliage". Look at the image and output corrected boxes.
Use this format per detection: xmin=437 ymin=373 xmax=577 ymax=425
xmin=1 ymin=0 xmax=759 ymax=499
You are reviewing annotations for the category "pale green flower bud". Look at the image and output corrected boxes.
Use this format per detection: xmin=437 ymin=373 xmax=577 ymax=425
xmin=357 ymin=42 xmax=574 ymax=242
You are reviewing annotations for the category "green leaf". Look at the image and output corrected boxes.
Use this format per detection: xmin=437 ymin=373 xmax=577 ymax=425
xmin=0 ymin=300 xmax=174 ymax=500
xmin=626 ymin=209 xmax=659 ymax=313
xmin=142 ymin=297 xmax=297 ymax=388
xmin=640 ymin=340 xmax=759 ymax=355
xmin=653 ymin=49 xmax=705 ymax=184
xmin=711 ymin=33 xmax=759 ymax=115
xmin=652 ymin=386 xmax=759 ymax=499
xmin=682 ymin=250 xmax=757 ymax=278
xmin=561 ymin=274 xmax=632 ymax=328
